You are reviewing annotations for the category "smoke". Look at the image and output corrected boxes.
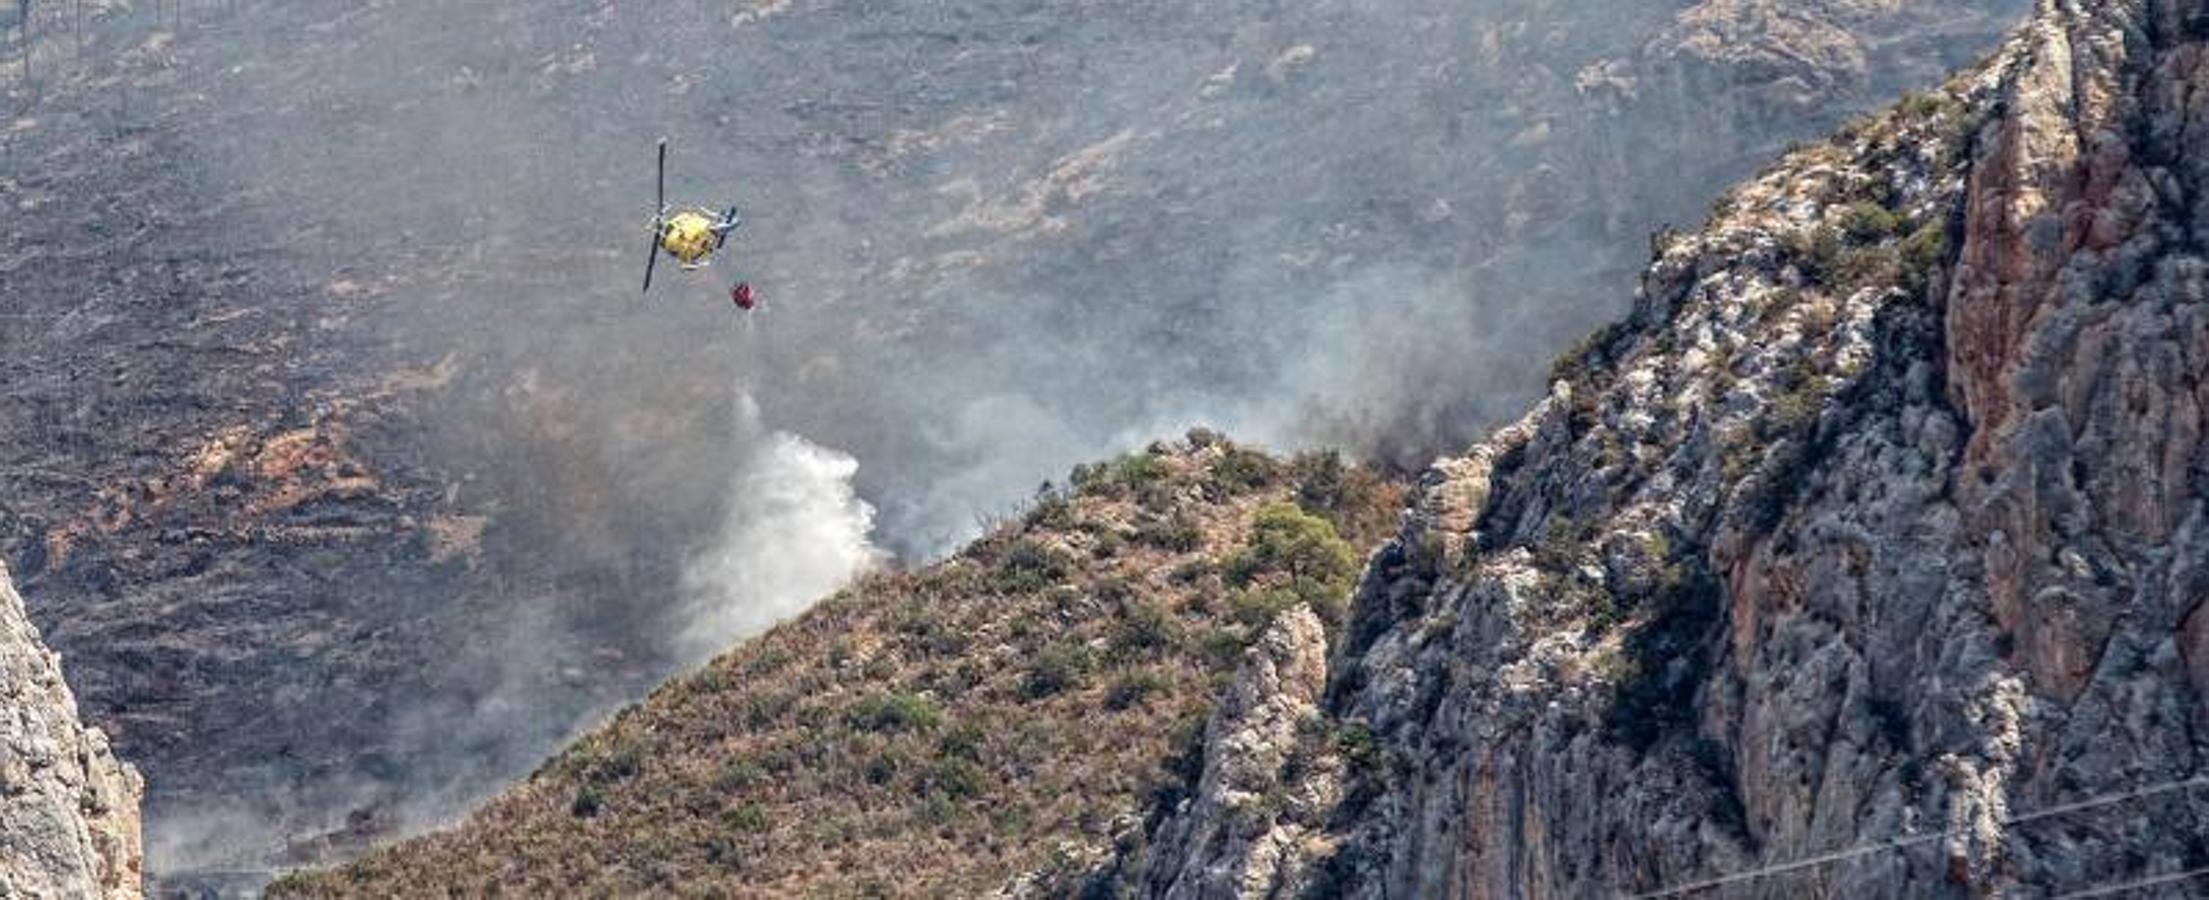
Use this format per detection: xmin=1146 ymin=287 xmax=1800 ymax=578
xmin=675 ymin=393 xmax=882 ymax=662
xmin=831 ymin=262 xmax=1585 ymax=556
xmin=1207 ymin=265 xmax=1559 ymax=461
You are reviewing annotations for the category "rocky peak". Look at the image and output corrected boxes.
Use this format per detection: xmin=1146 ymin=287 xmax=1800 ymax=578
xmin=1134 ymin=0 xmax=2209 ymax=896
xmin=0 ymin=562 xmax=143 ymax=900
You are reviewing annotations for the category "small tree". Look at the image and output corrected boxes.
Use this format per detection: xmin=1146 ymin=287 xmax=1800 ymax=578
xmin=1224 ymin=503 xmax=1361 ymax=626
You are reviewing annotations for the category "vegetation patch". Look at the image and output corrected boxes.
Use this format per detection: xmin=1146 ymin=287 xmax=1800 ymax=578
xmin=1604 ymin=560 xmax=1726 ymax=753
xmin=1022 ymin=642 xmax=1096 ymax=699
xmin=1207 ymin=446 xmax=1280 ymax=496
xmin=1223 ymin=503 xmax=1361 ymax=628
xmin=992 ymin=539 xmax=1073 ymax=594
xmin=1105 ymin=670 xmax=1172 ymax=711
xmin=269 ymin=436 xmax=1405 ymax=900
xmin=849 ymin=691 xmax=943 ymax=733
xmin=1134 ymin=512 xmax=1203 ymax=552
xmin=1838 ymin=201 xmax=1904 ymax=243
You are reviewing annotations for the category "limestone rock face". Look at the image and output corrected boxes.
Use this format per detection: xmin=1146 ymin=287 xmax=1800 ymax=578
xmin=1141 ymin=607 xmax=1335 ymax=900
xmin=1140 ymin=1 xmax=2209 ymax=896
xmin=0 ymin=563 xmax=143 ymax=900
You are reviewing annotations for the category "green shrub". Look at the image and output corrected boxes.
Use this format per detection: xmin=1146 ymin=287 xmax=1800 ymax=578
xmin=849 ymin=692 xmax=943 ymax=733
xmin=678 ymin=667 xmax=727 ymax=698
xmin=1534 ymin=516 xmax=1591 ymax=570
xmin=1023 ymin=642 xmax=1094 ymax=699
xmin=1289 ymin=450 xmax=1350 ymax=510
xmin=1228 ymin=586 xmax=1307 ymax=629
xmin=1027 ymin=494 xmax=1077 ymax=531
xmin=1200 ymin=627 xmax=1249 ymax=666
xmin=1333 ymin=724 xmax=1379 ymax=771
xmin=1839 ymin=202 xmax=1904 ymax=243
xmin=1547 ymin=329 xmax=1603 ymax=386
xmin=1603 ymin=563 xmax=1725 ymax=752
xmin=1581 ymin=580 xmax=1622 ymax=632
xmin=1901 ymin=91 xmax=1955 ymax=121
xmin=894 ymin=606 xmax=972 ymax=657
xmin=1093 ymin=577 xmax=1134 ymax=605
xmin=937 ymin=722 xmax=986 ymax=761
xmin=571 ymin=784 xmax=606 ymax=818
xmin=1757 ymin=286 xmax=1804 ymax=322
xmin=1899 ymin=219 xmax=1949 ymax=293
xmin=743 ymin=645 xmax=792 ymax=676
xmin=723 ymin=803 xmax=770 ymax=833
xmin=743 ymin=691 xmax=796 ymax=730
xmin=1075 ymin=452 xmax=1172 ymax=499
xmin=1224 ymin=504 xmax=1359 ymax=589
xmin=1067 ymin=462 xmax=1105 ymax=491
xmin=714 ymin=759 xmax=767 ymax=792
xmin=566 ymin=737 xmax=645 ymax=785
xmin=1770 ymin=384 xmax=1826 ymax=436
xmin=1134 ymin=513 xmax=1203 ymax=552
xmin=1207 ymin=446 xmax=1278 ymax=495
xmin=1169 ymin=560 xmax=1216 ymax=585
xmin=1288 ymin=449 xmax=1397 ymax=542
xmin=1218 ymin=504 xmax=1362 ymax=627
xmin=755 ymin=746 xmax=798 ymax=775
xmin=1707 ymin=191 xmax=1739 ymax=224
xmin=994 ymin=539 xmax=1072 ymax=594
xmin=865 ymin=747 xmax=913 ymax=785
xmin=1785 ymin=224 xmax=1844 ymax=282
xmin=916 ymin=795 xmax=962 ymax=828
xmin=1833 ymin=245 xmax=1902 ymax=293
xmin=1592 ymin=646 xmax=1639 ymax=684
xmin=927 ymin=758 xmax=988 ymax=800
xmin=1109 ymin=598 xmax=1181 ymax=660
xmin=1105 ymin=670 xmax=1171 ymax=710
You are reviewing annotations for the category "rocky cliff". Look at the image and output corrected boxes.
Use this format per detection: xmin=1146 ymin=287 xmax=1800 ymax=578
xmin=0 ymin=562 xmax=143 ymax=900
xmin=1132 ymin=0 xmax=2209 ymax=896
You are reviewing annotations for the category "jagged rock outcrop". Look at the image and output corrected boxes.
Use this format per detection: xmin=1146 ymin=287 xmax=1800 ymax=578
xmin=1141 ymin=607 xmax=1335 ymax=899
xmin=0 ymin=563 xmax=143 ymax=900
xmin=1140 ymin=0 xmax=2209 ymax=896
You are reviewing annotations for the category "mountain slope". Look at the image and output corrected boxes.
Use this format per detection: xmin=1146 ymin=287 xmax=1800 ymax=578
xmin=266 ymin=438 xmax=1399 ymax=898
xmin=1129 ymin=0 xmax=2209 ymax=896
xmin=0 ymin=562 xmax=142 ymax=900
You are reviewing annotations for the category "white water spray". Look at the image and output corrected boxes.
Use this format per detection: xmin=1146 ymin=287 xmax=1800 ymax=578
xmin=674 ymin=392 xmax=882 ymax=662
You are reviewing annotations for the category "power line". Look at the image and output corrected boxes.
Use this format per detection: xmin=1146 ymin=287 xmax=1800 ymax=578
xmin=2049 ymin=866 xmax=2209 ymax=899
xmin=1627 ymin=776 xmax=2209 ymax=899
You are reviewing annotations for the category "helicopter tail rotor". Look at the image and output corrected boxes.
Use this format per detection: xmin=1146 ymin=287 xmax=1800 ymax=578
xmin=714 ymin=206 xmax=741 ymax=249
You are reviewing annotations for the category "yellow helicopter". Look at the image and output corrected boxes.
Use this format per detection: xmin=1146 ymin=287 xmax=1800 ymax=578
xmin=643 ymin=138 xmax=755 ymax=308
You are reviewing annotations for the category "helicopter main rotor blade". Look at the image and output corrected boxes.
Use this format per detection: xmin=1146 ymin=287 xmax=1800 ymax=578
xmin=656 ymin=138 xmax=668 ymax=212
xmin=643 ymin=225 xmax=662 ymax=294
